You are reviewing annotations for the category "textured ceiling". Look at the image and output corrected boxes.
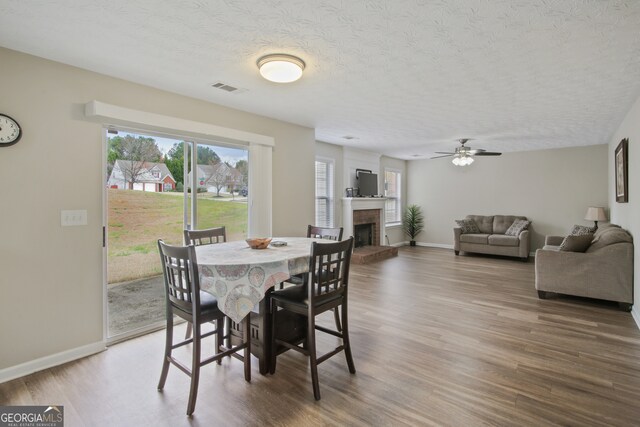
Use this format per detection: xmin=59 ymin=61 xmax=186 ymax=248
xmin=1 ymin=0 xmax=640 ymax=159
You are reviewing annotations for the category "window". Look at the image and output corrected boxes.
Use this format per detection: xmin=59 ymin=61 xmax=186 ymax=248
xmin=315 ymin=158 xmax=334 ymax=227
xmin=384 ymin=169 xmax=401 ymax=224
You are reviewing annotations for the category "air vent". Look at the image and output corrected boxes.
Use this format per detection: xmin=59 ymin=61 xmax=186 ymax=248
xmin=212 ymin=82 xmax=238 ymax=92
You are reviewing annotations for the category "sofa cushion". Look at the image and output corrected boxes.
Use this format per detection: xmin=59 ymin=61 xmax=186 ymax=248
xmin=467 ymin=215 xmax=494 ymax=234
xmin=505 ymin=219 xmax=531 ymax=236
xmin=559 ymin=234 xmax=593 ymax=252
xmin=542 ymin=245 xmax=561 ymax=251
xmin=459 ymin=233 xmax=489 ymax=244
xmin=455 ymin=219 xmax=480 ymax=234
xmin=488 ymin=234 xmax=520 ymax=246
xmin=586 ymin=227 xmax=633 ymax=252
xmin=593 ymin=223 xmax=620 ymax=239
xmin=570 ymin=224 xmax=595 ymax=236
xmin=494 ymin=215 xmax=527 ymax=235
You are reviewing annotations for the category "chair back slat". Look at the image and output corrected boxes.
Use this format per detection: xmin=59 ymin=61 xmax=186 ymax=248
xmin=307 ymin=225 xmax=343 ymax=241
xmin=308 ymin=237 xmax=353 ymax=303
xmin=158 ymin=240 xmax=201 ymax=314
xmin=184 ymin=226 xmax=227 ymax=246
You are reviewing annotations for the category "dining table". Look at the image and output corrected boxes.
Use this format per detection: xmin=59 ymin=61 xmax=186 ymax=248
xmin=196 ymin=237 xmax=318 ymax=374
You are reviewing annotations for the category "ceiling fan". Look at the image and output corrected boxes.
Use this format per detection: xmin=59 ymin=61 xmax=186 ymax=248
xmin=431 ymin=139 xmax=502 ymax=166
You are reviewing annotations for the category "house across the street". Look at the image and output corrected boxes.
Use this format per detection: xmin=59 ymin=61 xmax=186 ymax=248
xmin=107 ymin=160 xmax=176 ymax=192
xmin=187 ymin=163 xmax=244 ymax=193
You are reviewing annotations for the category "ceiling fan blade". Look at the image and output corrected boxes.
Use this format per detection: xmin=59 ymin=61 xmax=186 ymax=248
xmin=467 ymin=149 xmax=485 ymax=154
xmin=473 ymin=152 xmax=502 ymax=156
xmin=430 ymin=154 xmax=454 ymax=159
xmin=434 ymin=151 xmax=455 ymax=154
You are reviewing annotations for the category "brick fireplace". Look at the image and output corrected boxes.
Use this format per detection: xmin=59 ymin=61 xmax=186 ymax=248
xmin=353 ymin=209 xmax=381 ymax=247
xmin=342 ymin=197 xmax=398 ymax=264
xmin=342 ymin=198 xmax=386 ymax=245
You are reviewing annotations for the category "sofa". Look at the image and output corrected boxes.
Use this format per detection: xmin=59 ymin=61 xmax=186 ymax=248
xmin=453 ymin=215 xmax=531 ymax=260
xmin=535 ymin=223 xmax=634 ymax=310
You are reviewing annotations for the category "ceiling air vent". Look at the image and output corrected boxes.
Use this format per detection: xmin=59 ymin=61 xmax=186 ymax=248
xmin=212 ymin=82 xmax=239 ymax=92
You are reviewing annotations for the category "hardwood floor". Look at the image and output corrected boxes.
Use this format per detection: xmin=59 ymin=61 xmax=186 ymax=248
xmin=3 ymin=247 xmax=640 ymax=426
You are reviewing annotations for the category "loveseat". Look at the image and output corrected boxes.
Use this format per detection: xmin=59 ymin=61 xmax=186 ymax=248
xmin=453 ymin=215 xmax=531 ymax=260
xmin=535 ymin=223 xmax=634 ymax=310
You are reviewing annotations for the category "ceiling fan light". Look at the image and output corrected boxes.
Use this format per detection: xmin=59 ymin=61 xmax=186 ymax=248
xmin=257 ymin=54 xmax=305 ymax=83
xmin=452 ymin=154 xmax=474 ymax=166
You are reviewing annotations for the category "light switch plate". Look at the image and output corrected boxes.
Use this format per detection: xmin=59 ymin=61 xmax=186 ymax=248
xmin=61 ymin=210 xmax=88 ymax=226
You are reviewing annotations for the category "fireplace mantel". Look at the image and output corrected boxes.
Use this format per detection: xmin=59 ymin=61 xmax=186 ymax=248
xmin=342 ymin=197 xmax=387 ymax=245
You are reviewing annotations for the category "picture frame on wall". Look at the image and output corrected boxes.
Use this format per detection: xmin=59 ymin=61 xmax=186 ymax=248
xmin=615 ymin=138 xmax=629 ymax=203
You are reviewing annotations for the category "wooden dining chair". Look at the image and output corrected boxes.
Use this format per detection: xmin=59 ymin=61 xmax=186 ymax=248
xmin=182 ymin=226 xmax=226 ymax=339
xmin=286 ymin=225 xmax=344 ymax=331
xmin=270 ymin=237 xmax=356 ymax=400
xmin=183 ymin=226 xmax=226 ymax=246
xmin=157 ymin=240 xmax=250 ymax=416
xmin=307 ymin=225 xmax=343 ymax=241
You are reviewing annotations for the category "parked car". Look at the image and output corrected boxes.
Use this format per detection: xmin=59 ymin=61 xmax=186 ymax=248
xmin=240 ymin=188 xmax=248 ymax=197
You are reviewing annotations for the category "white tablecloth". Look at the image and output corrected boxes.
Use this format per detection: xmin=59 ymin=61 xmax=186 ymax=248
xmin=196 ymin=237 xmax=315 ymax=323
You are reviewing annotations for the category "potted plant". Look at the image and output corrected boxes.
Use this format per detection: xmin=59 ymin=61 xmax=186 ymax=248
xmin=402 ymin=204 xmax=424 ymax=246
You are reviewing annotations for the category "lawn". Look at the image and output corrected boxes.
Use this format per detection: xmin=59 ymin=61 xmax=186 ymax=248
xmin=107 ymin=189 xmax=247 ymax=283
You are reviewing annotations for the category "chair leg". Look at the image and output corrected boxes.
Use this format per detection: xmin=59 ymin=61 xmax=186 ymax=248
xmin=243 ymin=316 xmax=251 ymax=382
xmin=157 ymin=313 xmax=173 ymax=391
xmin=186 ymin=322 xmax=202 ymax=416
xmin=185 ymin=322 xmax=192 ymax=340
xmin=333 ymin=307 xmax=342 ymax=332
xmin=307 ymin=315 xmax=321 ymax=401
xmin=269 ymin=302 xmax=278 ymax=375
xmin=341 ymin=303 xmax=356 ymax=374
xmin=215 ymin=318 xmax=223 ymax=365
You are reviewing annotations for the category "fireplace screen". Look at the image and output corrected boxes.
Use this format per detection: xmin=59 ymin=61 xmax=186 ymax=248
xmin=354 ymin=223 xmax=374 ymax=248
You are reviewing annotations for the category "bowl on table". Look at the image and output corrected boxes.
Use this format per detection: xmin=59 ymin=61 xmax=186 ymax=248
xmin=246 ymin=237 xmax=272 ymax=249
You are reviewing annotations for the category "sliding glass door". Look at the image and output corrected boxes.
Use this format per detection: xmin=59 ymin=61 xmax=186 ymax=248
xmin=105 ymin=129 xmax=248 ymax=342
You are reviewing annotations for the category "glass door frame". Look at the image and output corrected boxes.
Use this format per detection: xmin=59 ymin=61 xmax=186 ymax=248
xmin=102 ymin=127 xmax=251 ymax=344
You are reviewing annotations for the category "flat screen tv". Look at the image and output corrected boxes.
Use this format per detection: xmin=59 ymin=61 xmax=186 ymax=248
xmin=358 ymin=172 xmax=378 ymax=196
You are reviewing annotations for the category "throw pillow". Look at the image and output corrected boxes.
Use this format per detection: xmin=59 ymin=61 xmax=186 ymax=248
xmin=570 ymin=224 xmax=595 ymax=236
xmin=505 ymin=219 xmax=531 ymax=236
xmin=559 ymin=234 xmax=594 ymax=252
xmin=455 ymin=219 xmax=480 ymax=234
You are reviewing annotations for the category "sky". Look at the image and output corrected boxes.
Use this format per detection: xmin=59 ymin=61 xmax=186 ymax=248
xmin=112 ymin=130 xmax=248 ymax=166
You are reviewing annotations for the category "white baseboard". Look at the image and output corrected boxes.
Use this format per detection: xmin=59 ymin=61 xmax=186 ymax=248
xmin=632 ymin=306 xmax=640 ymax=331
xmin=416 ymin=242 xmax=455 ymax=250
xmin=0 ymin=341 xmax=106 ymax=384
xmin=390 ymin=241 xmax=408 ymax=247
xmin=412 ymin=242 xmax=536 ymax=257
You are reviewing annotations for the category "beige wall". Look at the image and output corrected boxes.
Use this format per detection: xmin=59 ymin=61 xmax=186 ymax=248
xmin=407 ymin=145 xmax=608 ymax=250
xmin=0 ymin=47 xmax=315 ymax=372
xmin=607 ymin=93 xmax=640 ymax=317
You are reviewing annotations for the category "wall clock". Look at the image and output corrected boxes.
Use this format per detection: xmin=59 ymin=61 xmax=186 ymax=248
xmin=0 ymin=114 xmax=22 ymax=147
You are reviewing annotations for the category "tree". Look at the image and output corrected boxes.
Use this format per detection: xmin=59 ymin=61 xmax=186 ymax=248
xmin=235 ymin=159 xmax=248 ymax=187
xmin=108 ymin=135 xmax=162 ymax=188
xmin=207 ymin=162 xmax=232 ymax=197
xmin=197 ymin=145 xmax=220 ymax=165
xmin=165 ymin=142 xmax=221 ymax=186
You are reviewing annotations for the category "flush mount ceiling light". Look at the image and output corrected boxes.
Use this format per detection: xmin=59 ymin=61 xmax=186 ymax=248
xmin=257 ymin=54 xmax=305 ymax=83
